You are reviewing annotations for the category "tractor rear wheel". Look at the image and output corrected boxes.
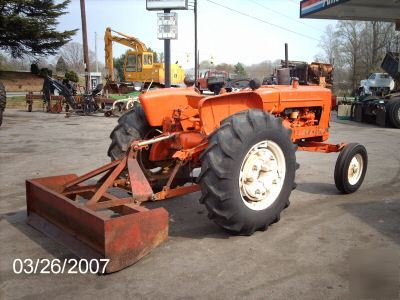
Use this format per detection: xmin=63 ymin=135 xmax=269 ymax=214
xmin=108 ymin=105 xmax=190 ymax=190
xmin=387 ymin=99 xmax=400 ymax=128
xmin=334 ymin=143 xmax=367 ymax=194
xmin=0 ymin=81 xmax=6 ymax=127
xmin=198 ymin=109 xmax=296 ymax=235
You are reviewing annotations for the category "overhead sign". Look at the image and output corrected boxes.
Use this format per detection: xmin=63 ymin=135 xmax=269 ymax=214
xmin=157 ymin=12 xmax=178 ymax=40
xmin=147 ymin=0 xmax=188 ymax=11
xmin=300 ymin=0 xmax=349 ymax=17
xmin=300 ymin=0 xmax=400 ymax=23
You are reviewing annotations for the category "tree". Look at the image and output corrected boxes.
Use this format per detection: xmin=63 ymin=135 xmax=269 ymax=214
xmin=316 ymin=25 xmax=339 ymax=65
xmin=234 ymin=62 xmax=247 ymax=77
xmin=336 ymin=21 xmax=364 ymax=93
xmin=215 ymin=63 xmax=235 ymax=74
xmin=113 ymin=54 xmax=126 ymax=81
xmin=65 ymin=70 xmax=79 ymax=82
xmin=56 ymin=56 xmax=68 ymax=73
xmin=159 ymin=52 xmax=164 ymax=63
xmin=39 ymin=68 xmax=52 ymax=78
xmin=246 ymin=61 xmax=274 ymax=80
xmin=60 ymin=42 xmax=84 ymax=72
xmin=0 ymin=1 xmax=77 ymax=58
xmin=60 ymin=42 xmax=96 ymax=73
xmin=147 ymin=47 xmax=159 ymax=63
xmin=360 ymin=21 xmax=394 ymax=75
xmin=199 ymin=60 xmax=213 ymax=69
xmin=30 ymin=63 xmax=39 ymax=75
xmin=316 ymin=21 xmax=397 ymax=94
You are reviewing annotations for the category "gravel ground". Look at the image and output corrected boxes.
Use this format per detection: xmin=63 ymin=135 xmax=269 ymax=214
xmin=0 ymin=109 xmax=399 ymax=299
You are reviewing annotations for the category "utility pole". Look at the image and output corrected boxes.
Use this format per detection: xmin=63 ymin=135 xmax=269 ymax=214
xmin=80 ymin=0 xmax=91 ymax=92
xmin=94 ymin=32 xmax=98 ymax=73
xmin=164 ymin=9 xmax=171 ymax=88
xmin=194 ymin=0 xmax=198 ymax=83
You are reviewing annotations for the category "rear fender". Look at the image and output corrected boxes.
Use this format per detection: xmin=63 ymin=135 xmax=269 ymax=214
xmin=198 ymin=92 xmax=263 ymax=135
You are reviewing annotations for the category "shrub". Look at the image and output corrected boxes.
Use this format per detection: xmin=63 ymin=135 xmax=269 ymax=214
xmin=64 ymin=70 xmax=79 ymax=82
xmin=30 ymin=63 xmax=39 ymax=74
xmin=39 ymin=68 xmax=52 ymax=77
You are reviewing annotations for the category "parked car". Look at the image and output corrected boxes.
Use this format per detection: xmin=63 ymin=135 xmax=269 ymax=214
xmin=358 ymin=73 xmax=395 ymax=96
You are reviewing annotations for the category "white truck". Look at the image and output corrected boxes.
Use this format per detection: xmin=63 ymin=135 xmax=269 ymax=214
xmin=358 ymin=72 xmax=395 ymax=96
xmin=353 ymin=53 xmax=400 ymax=129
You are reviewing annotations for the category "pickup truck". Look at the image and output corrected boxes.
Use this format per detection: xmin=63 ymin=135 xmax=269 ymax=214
xmin=358 ymin=73 xmax=394 ymax=96
xmin=196 ymin=70 xmax=229 ymax=95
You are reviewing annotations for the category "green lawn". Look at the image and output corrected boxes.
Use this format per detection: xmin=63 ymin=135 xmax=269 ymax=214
xmin=6 ymin=96 xmax=31 ymax=109
xmin=6 ymin=92 xmax=141 ymax=109
xmin=109 ymin=92 xmax=140 ymax=100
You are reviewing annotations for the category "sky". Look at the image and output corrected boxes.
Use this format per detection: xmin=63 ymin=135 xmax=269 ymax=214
xmin=57 ymin=0 xmax=337 ymax=69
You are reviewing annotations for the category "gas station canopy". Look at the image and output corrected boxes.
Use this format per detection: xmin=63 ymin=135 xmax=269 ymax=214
xmin=300 ymin=0 xmax=400 ymax=23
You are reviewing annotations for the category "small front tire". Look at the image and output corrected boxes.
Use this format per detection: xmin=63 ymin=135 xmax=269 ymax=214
xmin=334 ymin=143 xmax=367 ymax=194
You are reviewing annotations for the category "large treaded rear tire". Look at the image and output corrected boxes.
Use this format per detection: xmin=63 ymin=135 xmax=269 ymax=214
xmin=198 ymin=109 xmax=296 ymax=235
xmin=0 ymin=81 xmax=6 ymax=127
xmin=387 ymin=99 xmax=400 ymax=128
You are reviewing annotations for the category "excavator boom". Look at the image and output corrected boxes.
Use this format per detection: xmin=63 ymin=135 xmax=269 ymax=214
xmin=104 ymin=27 xmax=149 ymax=81
xmin=104 ymin=27 xmax=185 ymax=85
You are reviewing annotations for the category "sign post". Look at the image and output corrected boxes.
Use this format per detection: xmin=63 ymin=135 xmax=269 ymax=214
xmin=147 ymin=0 xmax=188 ymax=88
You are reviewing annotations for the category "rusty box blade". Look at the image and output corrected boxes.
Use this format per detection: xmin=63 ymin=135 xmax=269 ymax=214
xmin=26 ymin=174 xmax=168 ymax=273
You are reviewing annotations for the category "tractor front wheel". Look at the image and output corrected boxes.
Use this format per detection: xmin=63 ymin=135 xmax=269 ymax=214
xmin=334 ymin=143 xmax=367 ymax=194
xmin=387 ymin=99 xmax=400 ymax=128
xmin=108 ymin=105 xmax=190 ymax=191
xmin=198 ymin=109 xmax=296 ymax=235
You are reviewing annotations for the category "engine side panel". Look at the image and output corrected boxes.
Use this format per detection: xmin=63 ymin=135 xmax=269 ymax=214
xmin=198 ymin=85 xmax=332 ymax=142
xmin=140 ymin=88 xmax=204 ymax=126
xmin=256 ymin=85 xmax=332 ymax=142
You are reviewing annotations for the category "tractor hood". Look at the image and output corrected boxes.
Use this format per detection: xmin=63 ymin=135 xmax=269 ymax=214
xmin=139 ymin=88 xmax=204 ymax=127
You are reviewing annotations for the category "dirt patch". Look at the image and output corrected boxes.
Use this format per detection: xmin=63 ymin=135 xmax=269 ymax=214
xmin=6 ymin=97 xmax=43 ymax=110
xmin=0 ymin=71 xmax=43 ymax=92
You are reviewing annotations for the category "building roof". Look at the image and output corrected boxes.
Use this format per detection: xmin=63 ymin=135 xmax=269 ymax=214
xmin=300 ymin=0 xmax=400 ymax=23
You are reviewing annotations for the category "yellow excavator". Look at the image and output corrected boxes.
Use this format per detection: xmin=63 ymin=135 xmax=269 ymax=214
xmin=104 ymin=27 xmax=185 ymax=87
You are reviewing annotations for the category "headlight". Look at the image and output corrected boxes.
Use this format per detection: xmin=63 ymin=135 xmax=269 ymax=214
xmin=133 ymin=82 xmax=142 ymax=91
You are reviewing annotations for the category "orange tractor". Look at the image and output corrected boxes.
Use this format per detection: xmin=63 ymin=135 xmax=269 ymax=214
xmin=26 ymin=79 xmax=367 ymax=272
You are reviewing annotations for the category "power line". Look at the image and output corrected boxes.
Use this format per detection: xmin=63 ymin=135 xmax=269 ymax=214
xmin=205 ymin=0 xmax=319 ymax=41
xmin=249 ymin=0 xmax=324 ymax=33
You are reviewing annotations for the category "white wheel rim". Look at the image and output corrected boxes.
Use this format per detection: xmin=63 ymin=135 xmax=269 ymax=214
xmin=348 ymin=153 xmax=363 ymax=185
xmin=239 ymin=140 xmax=286 ymax=211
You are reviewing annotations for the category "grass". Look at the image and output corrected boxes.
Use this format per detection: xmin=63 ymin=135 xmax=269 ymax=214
xmin=6 ymin=96 xmax=36 ymax=109
xmin=6 ymin=92 xmax=141 ymax=110
xmin=109 ymin=92 xmax=140 ymax=100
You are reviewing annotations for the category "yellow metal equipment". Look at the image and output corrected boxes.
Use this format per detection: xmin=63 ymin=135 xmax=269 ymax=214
xmin=104 ymin=27 xmax=185 ymax=85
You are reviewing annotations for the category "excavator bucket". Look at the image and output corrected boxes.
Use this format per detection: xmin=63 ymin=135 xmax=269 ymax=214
xmin=25 ymin=154 xmax=169 ymax=273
